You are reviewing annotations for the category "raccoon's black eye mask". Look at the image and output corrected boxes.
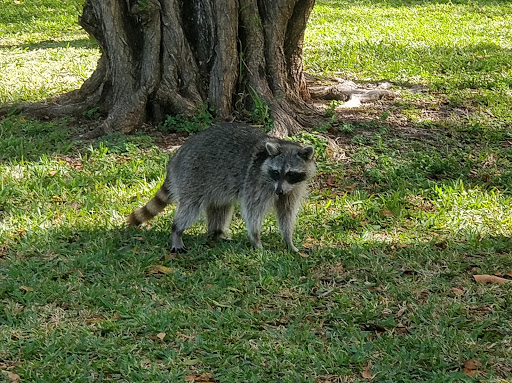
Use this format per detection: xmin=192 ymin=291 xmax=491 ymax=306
xmin=285 ymin=171 xmax=307 ymax=184
xmin=269 ymin=169 xmax=306 ymax=183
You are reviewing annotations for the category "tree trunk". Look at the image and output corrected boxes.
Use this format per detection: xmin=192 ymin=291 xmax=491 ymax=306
xmin=2 ymin=0 xmax=317 ymax=137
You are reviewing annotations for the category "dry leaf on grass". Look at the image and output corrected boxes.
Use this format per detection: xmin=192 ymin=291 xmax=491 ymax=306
xmin=302 ymin=236 xmax=315 ymax=250
xmin=185 ymin=372 xmax=214 ymax=382
xmin=85 ymin=317 xmax=103 ymax=324
xmin=452 ymin=287 xmax=465 ymax=296
xmin=473 ymin=275 xmax=511 ymax=284
xmin=326 ymin=175 xmax=337 ymax=187
xmin=19 ymin=286 xmax=33 ymax=292
xmin=156 ymin=332 xmax=166 ymax=341
xmin=147 ymin=265 xmax=174 ymax=275
xmin=463 ymin=359 xmax=482 ymax=377
xmin=344 ymin=184 xmax=357 ymax=192
xmin=315 ymin=375 xmax=343 ymax=383
xmin=362 ymin=362 xmax=373 ymax=379
xmin=1 ymin=370 xmax=20 ymax=383
xmin=380 ymin=209 xmax=395 ymax=217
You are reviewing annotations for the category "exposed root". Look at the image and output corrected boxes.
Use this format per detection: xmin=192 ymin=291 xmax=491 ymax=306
xmin=269 ymin=99 xmax=322 ymax=137
xmin=307 ymin=76 xmax=395 ymax=108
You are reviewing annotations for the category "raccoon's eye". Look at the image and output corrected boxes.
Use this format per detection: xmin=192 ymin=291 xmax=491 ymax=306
xmin=286 ymin=171 xmax=306 ymax=184
xmin=269 ymin=169 xmax=280 ymax=181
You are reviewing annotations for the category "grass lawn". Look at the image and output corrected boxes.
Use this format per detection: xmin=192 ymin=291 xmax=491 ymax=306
xmin=1 ymin=0 xmax=512 ymax=382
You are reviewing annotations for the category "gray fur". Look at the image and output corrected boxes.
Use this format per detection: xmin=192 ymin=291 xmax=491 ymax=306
xmin=130 ymin=122 xmax=316 ymax=252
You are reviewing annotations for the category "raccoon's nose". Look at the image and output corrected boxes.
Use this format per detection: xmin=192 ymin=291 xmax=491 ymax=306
xmin=275 ymin=186 xmax=284 ymax=195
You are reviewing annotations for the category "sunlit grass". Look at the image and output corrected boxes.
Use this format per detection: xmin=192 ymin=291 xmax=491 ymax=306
xmin=305 ymin=0 xmax=512 ymax=127
xmin=0 ymin=0 xmax=99 ymax=104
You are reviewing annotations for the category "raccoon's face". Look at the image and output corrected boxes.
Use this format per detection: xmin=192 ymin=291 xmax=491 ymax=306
xmin=262 ymin=141 xmax=315 ymax=196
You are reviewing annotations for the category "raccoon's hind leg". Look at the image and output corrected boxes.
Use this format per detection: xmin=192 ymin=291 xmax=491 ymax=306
xmin=171 ymin=202 xmax=202 ymax=253
xmin=206 ymin=203 xmax=235 ymax=241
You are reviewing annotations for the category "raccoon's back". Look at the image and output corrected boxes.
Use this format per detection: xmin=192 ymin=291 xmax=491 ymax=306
xmin=168 ymin=123 xmax=268 ymax=200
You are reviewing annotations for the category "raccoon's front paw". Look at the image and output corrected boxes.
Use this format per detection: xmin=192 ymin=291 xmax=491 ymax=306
xmin=288 ymin=245 xmax=299 ymax=253
xmin=171 ymin=246 xmax=187 ymax=254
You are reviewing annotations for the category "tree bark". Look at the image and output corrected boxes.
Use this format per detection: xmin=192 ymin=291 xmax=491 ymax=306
xmin=1 ymin=0 xmax=318 ymax=137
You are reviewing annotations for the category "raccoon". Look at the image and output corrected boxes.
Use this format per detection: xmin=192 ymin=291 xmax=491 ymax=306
xmin=127 ymin=122 xmax=316 ymax=253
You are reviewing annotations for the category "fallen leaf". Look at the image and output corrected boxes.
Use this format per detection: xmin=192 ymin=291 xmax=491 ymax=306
xmin=302 ymin=236 xmax=315 ymax=249
xmin=315 ymin=375 xmax=344 ymax=383
xmin=49 ymin=170 xmax=58 ymax=176
xmin=147 ymin=265 xmax=174 ymax=275
xmin=463 ymin=359 xmax=482 ymax=377
xmin=362 ymin=362 xmax=373 ymax=379
xmin=396 ymin=305 xmax=407 ymax=318
xmin=326 ymin=175 xmax=337 ymax=187
xmin=395 ymin=326 xmax=410 ymax=335
xmin=182 ymin=358 xmax=199 ymax=366
xmin=344 ymin=184 xmax=357 ymax=191
xmin=85 ymin=317 xmax=103 ymax=324
xmin=452 ymin=287 xmax=465 ymax=296
xmin=380 ymin=209 xmax=395 ymax=217
xmin=298 ymin=251 xmax=309 ymax=258
xmin=2 ymin=370 xmax=20 ymax=383
xmin=19 ymin=286 xmax=33 ymax=292
xmin=185 ymin=372 xmax=214 ymax=382
xmin=69 ymin=201 xmax=81 ymax=210
xmin=156 ymin=332 xmax=166 ymax=341
xmin=473 ymin=275 xmax=511 ymax=284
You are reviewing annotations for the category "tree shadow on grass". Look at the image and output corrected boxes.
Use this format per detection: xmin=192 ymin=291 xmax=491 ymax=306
xmin=4 ymin=218 xmax=512 ymax=292
xmin=3 ymin=216 xmax=512 ymax=381
xmin=0 ymin=38 xmax=98 ymax=51
xmin=0 ymin=116 xmax=165 ymax=163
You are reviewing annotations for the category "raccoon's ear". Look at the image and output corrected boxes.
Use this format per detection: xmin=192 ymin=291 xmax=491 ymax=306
xmin=265 ymin=141 xmax=281 ymax=156
xmin=300 ymin=145 xmax=315 ymax=161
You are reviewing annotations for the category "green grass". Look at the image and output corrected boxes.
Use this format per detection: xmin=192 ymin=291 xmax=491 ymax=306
xmin=305 ymin=0 xmax=512 ymax=125
xmin=0 ymin=0 xmax=99 ymax=103
xmin=2 ymin=0 xmax=512 ymax=382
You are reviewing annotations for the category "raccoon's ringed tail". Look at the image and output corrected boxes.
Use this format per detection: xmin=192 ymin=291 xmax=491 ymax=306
xmin=127 ymin=185 xmax=170 ymax=226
